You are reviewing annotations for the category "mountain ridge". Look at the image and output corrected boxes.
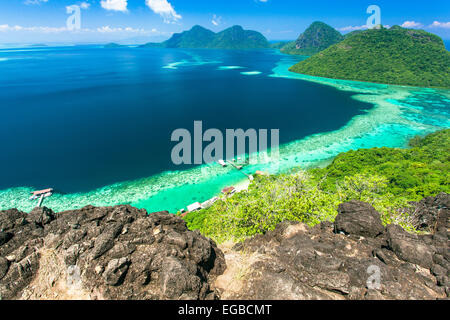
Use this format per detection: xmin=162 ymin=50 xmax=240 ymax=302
xmin=281 ymin=21 xmax=344 ymax=55
xmin=290 ymin=26 xmax=450 ymax=88
xmin=140 ymin=25 xmax=270 ymax=50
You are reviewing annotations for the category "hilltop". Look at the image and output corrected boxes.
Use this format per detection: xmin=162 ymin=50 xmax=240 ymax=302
xmin=1 ymin=189 xmax=448 ymax=300
xmin=140 ymin=25 xmax=270 ymax=50
xmin=103 ymin=43 xmax=125 ymax=48
xmin=290 ymin=26 xmax=450 ymax=88
xmin=281 ymin=21 xmax=344 ymax=55
xmin=1 ymin=130 xmax=449 ymax=300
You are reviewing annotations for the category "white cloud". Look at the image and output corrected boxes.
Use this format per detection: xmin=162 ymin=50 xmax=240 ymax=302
xmin=24 ymin=0 xmax=48 ymax=5
xmin=96 ymin=26 xmax=150 ymax=33
xmin=66 ymin=2 xmax=90 ymax=11
xmin=401 ymin=21 xmax=423 ymax=28
xmin=338 ymin=24 xmax=391 ymax=32
xmin=101 ymin=0 xmax=128 ymax=12
xmin=429 ymin=21 xmax=450 ymax=29
xmin=211 ymin=14 xmax=222 ymax=26
xmin=0 ymin=24 xmax=160 ymax=35
xmin=338 ymin=25 xmax=368 ymax=32
xmin=146 ymin=0 xmax=181 ymax=23
xmin=0 ymin=24 xmax=66 ymax=33
xmin=80 ymin=2 xmax=90 ymax=9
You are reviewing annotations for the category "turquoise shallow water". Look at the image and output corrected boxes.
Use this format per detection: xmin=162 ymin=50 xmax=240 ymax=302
xmin=0 ymin=49 xmax=449 ymax=213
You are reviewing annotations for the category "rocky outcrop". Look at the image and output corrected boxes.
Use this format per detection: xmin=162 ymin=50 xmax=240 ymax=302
xmin=1 ymin=194 xmax=448 ymax=300
xmin=216 ymin=195 xmax=449 ymax=300
xmin=408 ymin=192 xmax=449 ymax=232
xmin=0 ymin=205 xmax=225 ymax=300
xmin=335 ymin=201 xmax=385 ymax=237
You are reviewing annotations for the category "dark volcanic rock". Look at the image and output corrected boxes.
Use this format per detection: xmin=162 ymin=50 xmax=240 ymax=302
xmin=335 ymin=201 xmax=385 ymax=237
xmin=0 ymin=257 xmax=9 ymax=279
xmin=103 ymin=257 xmax=131 ymax=286
xmin=408 ymin=192 xmax=449 ymax=232
xmin=219 ymin=196 xmax=449 ymax=300
xmin=28 ymin=207 xmax=55 ymax=227
xmin=0 ymin=205 xmax=225 ymax=300
xmin=0 ymin=232 xmax=13 ymax=246
xmin=386 ymin=224 xmax=435 ymax=269
xmin=1 ymin=194 xmax=448 ymax=300
xmin=0 ymin=209 xmax=27 ymax=231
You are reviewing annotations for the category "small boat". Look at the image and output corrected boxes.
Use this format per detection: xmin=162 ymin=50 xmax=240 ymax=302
xmin=187 ymin=202 xmax=202 ymax=212
xmin=201 ymin=197 xmax=219 ymax=209
xmin=222 ymin=186 xmax=236 ymax=195
xmin=30 ymin=188 xmax=54 ymax=198
xmin=255 ymin=171 xmax=268 ymax=176
xmin=218 ymin=160 xmax=227 ymax=167
xmin=29 ymin=188 xmax=54 ymax=207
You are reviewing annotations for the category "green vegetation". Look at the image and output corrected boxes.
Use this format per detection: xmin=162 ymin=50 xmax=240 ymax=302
xmin=281 ymin=21 xmax=344 ymax=55
xmin=313 ymin=129 xmax=450 ymax=200
xmin=343 ymin=30 xmax=364 ymax=39
xmin=290 ymin=26 xmax=450 ymax=88
xmin=104 ymin=43 xmax=125 ymax=48
xmin=184 ymin=129 xmax=450 ymax=243
xmin=270 ymin=41 xmax=290 ymax=49
xmin=140 ymin=25 xmax=270 ymax=50
xmin=279 ymin=41 xmax=299 ymax=55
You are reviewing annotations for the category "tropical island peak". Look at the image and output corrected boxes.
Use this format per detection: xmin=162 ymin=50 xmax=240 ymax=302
xmin=281 ymin=21 xmax=344 ymax=56
xmin=140 ymin=25 xmax=270 ymax=50
xmin=290 ymin=26 xmax=450 ymax=88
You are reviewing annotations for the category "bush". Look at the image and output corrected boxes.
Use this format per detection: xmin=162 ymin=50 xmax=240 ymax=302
xmin=184 ymin=129 xmax=449 ymax=242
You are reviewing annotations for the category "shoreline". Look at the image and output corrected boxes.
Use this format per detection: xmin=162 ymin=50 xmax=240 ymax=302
xmin=0 ymin=53 xmax=448 ymax=214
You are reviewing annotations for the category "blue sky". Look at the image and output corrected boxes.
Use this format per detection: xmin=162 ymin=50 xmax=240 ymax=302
xmin=0 ymin=0 xmax=449 ymax=44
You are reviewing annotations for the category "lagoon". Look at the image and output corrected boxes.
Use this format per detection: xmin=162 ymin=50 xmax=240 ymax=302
xmin=0 ymin=46 xmax=448 ymax=213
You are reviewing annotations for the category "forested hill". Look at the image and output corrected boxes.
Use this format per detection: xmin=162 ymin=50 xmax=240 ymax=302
xmin=290 ymin=26 xmax=450 ymax=88
xmin=281 ymin=21 xmax=344 ymax=55
xmin=140 ymin=25 xmax=270 ymax=50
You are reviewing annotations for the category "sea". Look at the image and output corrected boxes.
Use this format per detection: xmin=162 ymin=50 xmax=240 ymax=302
xmin=0 ymin=45 xmax=449 ymax=213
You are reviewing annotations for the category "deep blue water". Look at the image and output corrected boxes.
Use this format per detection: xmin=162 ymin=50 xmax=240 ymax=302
xmin=0 ymin=46 xmax=371 ymax=193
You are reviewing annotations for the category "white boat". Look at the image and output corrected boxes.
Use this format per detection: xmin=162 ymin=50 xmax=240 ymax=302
xmin=201 ymin=197 xmax=219 ymax=209
xmin=29 ymin=188 xmax=54 ymax=207
xmin=218 ymin=160 xmax=227 ymax=167
xmin=187 ymin=202 xmax=202 ymax=212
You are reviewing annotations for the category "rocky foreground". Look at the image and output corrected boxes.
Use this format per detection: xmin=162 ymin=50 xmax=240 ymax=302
xmin=0 ymin=194 xmax=448 ymax=300
xmin=0 ymin=206 xmax=225 ymax=300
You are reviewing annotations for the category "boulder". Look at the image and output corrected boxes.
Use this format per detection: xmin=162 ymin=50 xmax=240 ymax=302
xmin=334 ymin=201 xmax=385 ymax=237
xmin=103 ymin=257 xmax=130 ymax=286
xmin=0 ymin=205 xmax=225 ymax=300
xmin=0 ymin=257 xmax=9 ymax=279
xmin=0 ymin=209 xmax=27 ymax=232
xmin=28 ymin=207 xmax=55 ymax=227
xmin=386 ymin=224 xmax=435 ymax=269
xmin=0 ymin=232 xmax=13 ymax=246
xmin=216 ymin=195 xmax=449 ymax=300
xmin=408 ymin=192 xmax=449 ymax=232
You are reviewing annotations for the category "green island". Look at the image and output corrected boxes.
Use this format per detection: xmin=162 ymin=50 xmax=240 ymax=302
xmin=140 ymin=25 xmax=270 ymax=50
xmin=103 ymin=43 xmax=125 ymax=48
xmin=281 ymin=21 xmax=344 ymax=56
xmin=183 ymin=129 xmax=450 ymax=243
xmin=269 ymin=41 xmax=290 ymax=49
xmin=289 ymin=26 xmax=450 ymax=88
